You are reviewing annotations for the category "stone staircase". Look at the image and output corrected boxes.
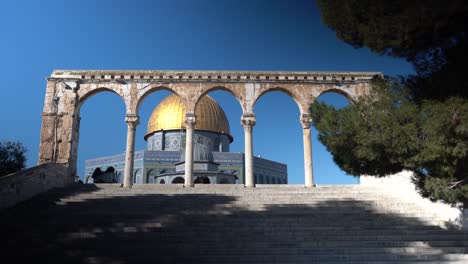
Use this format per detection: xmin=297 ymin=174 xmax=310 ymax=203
xmin=1 ymin=184 xmax=467 ymax=263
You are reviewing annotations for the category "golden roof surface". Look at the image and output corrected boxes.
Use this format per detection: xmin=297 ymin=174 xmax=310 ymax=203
xmin=145 ymin=94 xmax=232 ymax=141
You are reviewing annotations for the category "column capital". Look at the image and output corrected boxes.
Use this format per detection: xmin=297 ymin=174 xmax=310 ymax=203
xmin=300 ymin=114 xmax=312 ymax=129
xmin=125 ymin=114 xmax=140 ymax=127
xmin=241 ymin=113 xmax=256 ymax=128
xmin=185 ymin=113 xmax=197 ymax=129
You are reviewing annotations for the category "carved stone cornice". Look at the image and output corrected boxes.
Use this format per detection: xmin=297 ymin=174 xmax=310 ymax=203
xmin=48 ymin=70 xmax=382 ymax=84
xmin=241 ymin=113 xmax=256 ymax=128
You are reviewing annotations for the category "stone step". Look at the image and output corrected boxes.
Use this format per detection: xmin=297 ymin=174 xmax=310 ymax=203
xmin=2 ymin=183 xmax=466 ymax=263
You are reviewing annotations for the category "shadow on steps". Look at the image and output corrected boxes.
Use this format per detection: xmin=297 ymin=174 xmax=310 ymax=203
xmin=0 ymin=184 xmax=467 ymax=264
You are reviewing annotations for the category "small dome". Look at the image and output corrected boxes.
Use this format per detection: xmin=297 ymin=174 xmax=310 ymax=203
xmin=145 ymin=94 xmax=232 ymax=141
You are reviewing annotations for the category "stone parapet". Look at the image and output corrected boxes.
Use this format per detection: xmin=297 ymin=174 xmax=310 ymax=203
xmin=0 ymin=163 xmax=69 ymax=210
xmin=50 ymin=70 xmax=381 ymax=83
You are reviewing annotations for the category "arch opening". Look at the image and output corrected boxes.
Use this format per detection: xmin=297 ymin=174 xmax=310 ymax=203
xmin=315 ymin=88 xmax=355 ymax=104
xmin=78 ymin=91 xmax=127 ymax=184
xmin=253 ymin=91 xmax=299 ymax=185
xmin=146 ymin=169 xmax=156 ymax=184
xmin=172 ymin=177 xmax=185 ymax=184
xmin=254 ymin=88 xmax=304 ymax=115
xmin=78 ymin=87 xmax=126 ymax=110
xmin=136 ymin=90 xmax=183 ymax=151
xmin=312 ymin=92 xmax=357 ymax=184
xmin=194 ymin=176 xmax=210 ymax=184
xmin=199 ymin=89 xmax=245 ymax=184
xmin=196 ymin=86 xmax=245 ymax=114
xmin=133 ymin=169 xmax=141 ymax=184
xmin=136 ymin=86 xmax=181 ymax=114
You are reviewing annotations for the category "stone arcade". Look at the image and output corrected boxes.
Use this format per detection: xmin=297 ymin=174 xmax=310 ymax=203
xmin=85 ymin=94 xmax=288 ymax=185
xmin=38 ymin=70 xmax=377 ymax=188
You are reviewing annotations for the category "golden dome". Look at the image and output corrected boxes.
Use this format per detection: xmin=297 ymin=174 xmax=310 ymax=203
xmin=145 ymin=94 xmax=232 ymax=141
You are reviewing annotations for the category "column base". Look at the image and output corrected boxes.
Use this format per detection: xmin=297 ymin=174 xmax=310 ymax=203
xmin=305 ymin=184 xmax=316 ymax=188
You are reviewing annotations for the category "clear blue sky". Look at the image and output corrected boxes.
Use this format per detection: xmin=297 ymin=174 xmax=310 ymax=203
xmin=0 ymin=0 xmax=413 ymax=184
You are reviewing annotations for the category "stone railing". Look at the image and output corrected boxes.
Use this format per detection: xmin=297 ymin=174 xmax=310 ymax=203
xmin=0 ymin=163 xmax=69 ymax=210
xmin=361 ymin=171 xmax=467 ymax=231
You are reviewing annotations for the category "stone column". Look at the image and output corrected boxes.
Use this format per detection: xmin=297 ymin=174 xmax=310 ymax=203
xmin=184 ymin=113 xmax=196 ymax=187
xmin=123 ymin=114 xmax=139 ymax=188
xmin=301 ymin=114 xmax=314 ymax=187
xmin=241 ymin=114 xmax=256 ymax=187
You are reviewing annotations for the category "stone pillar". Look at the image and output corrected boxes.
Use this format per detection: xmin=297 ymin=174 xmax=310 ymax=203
xmin=123 ymin=114 xmax=139 ymax=188
xmin=38 ymin=80 xmax=80 ymax=184
xmin=241 ymin=114 xmax=256 ymax=187
xmin=301 ymin=114 xmax=314 ymax=187
xmin=184 ymin=113 xmax=196 ymax=187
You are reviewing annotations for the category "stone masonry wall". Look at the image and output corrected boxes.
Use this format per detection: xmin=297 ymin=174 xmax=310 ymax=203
xmin=0 ymin=163 xmax=69 ymax=210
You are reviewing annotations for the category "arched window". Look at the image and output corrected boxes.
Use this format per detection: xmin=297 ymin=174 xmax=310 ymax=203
xmin=159 ymin=179 xmax=165 ymax=184
xmin=172 ymin=177 xmax=185 ymax=184
xmin=194 ymin=176 xmax=210 ymax=184
xmin=133 ymin=169 xmax=140 ymax=184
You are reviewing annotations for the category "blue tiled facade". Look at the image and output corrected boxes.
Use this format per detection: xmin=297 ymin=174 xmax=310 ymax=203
xmin=85 ymin=150 xmax=287 ymax=185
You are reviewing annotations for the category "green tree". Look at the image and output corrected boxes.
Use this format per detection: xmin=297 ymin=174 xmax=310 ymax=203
xmin=314 ymin=0 xmax=468 ymax=204
xmin=311 ymin=79 xmax=468 ymax=204
xmin=0 ymin=141 xmax=27 ymax=177
xmin=317 ymin=0 xmax=468 ymax=100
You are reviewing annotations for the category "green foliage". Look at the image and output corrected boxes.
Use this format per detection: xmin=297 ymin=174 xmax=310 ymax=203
xmin=311 ymin=79 xmax=468 ymax=204
xmin=315 ymin=0 xmax=468 ymax=204
xmin=0 ymin=141 xmax=27 ymax=177
xmin=317 ymin=0 xmax=468 ymax=60
xmin=317 ymin=0 xmax=468 ymax=100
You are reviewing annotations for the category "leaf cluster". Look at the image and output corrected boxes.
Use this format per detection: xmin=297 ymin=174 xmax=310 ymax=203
xmin=311 ymin=78 xmax=468 ymax=204
xmin=0 ymin=141 xmax=27 ymax=177
xmin=317 ymin=0 xmax=468 ymax=100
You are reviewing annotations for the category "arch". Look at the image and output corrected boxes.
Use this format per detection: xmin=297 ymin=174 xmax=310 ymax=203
xmin=194 ymin=176 xmax=210 ymax=184
xmin=253 ymin=89 xmax=303 ymax=185
xmin=253 ymin=87 xmax=306 ymax=115
xmin=311 ymin=90 xmax=357 ymax=185
xmin=92 ymin=168 xmax=102 ymax=178
xmin=78 ymin=86 xmax=127 ymax=111
xmin=76 ymin=88 xmax=128 ymax=183
xmin=314 ymin=87 xmax=356 ymax=104
xmin=136 ymin=85 xmax=182 ymax=114
xmin=159 ymin=179 xmax=165 ymax=184
xmin=146 ymin=169 xmax=156 ymax=184
xmin=195 ymin=86 xmax=246 ymax=114
xmin=133 ymin=169 xmax=140 ymax=184
xmin=172 ymin=177 xmax=185 ymax=184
